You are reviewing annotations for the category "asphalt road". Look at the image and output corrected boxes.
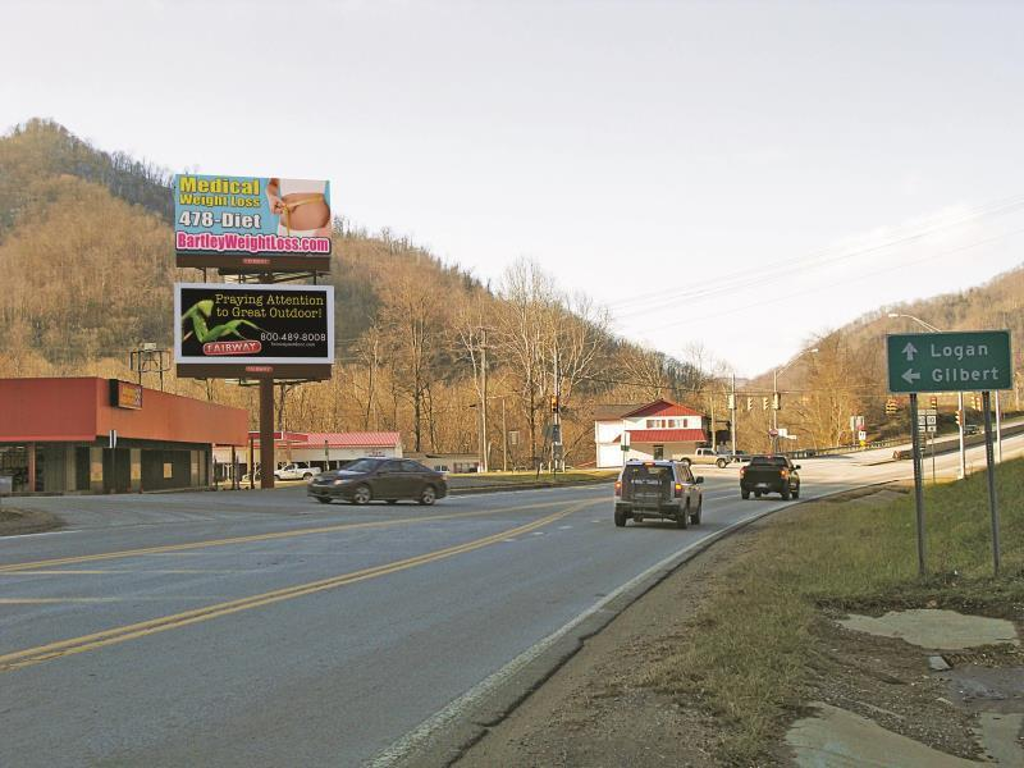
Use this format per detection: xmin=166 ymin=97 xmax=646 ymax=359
xmin=1 ymin=436 xmax=1021 ymax=767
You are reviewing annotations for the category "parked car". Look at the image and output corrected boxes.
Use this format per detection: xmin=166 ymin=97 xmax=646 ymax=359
xmin=964 ymin=424 xmax=980 ymax=436
xmin=719 ymin=450 xmax=751 ymax=464
xmin=678 ymin=447 xmax=730 ymax=468
xmin=274 ymin=462 xmax=321 ymax=481
xmin=307 ymin=457 xmax=448 ymax=506
xmin=740 ymin=455 xmax=800 ymax=500
xmin=613 ymin=459 xmax=704 ymax=528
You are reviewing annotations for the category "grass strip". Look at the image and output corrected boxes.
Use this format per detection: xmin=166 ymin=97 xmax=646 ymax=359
xmin=643 ymin=458 xmax=1024 ymax=764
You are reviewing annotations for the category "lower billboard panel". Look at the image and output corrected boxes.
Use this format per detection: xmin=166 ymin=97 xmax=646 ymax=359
xmin=176 ymin=363 xmax=333 ymax=380
xmin=174 ymin=283 xmax=334 ymax=377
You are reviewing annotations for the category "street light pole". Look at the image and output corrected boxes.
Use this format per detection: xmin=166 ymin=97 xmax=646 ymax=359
xmin=888 ymin=313 xmax=966 ymax=479
xmin=773 ymin=347 xmax=818 ymax=452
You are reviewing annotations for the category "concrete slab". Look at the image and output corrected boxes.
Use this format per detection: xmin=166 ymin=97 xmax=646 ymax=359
xmin=839 ymin=609 xmax=1020 ymax=651
xmin=787 ymin=703 xmax=979 ymax=767
xmin=976 ymin=713 xmax=1024 ymax=766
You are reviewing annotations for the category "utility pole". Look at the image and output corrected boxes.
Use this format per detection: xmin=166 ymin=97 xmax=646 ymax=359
xmin=552 ymin=345 xmax=561 ymax=473
xmin=772 ymin=368 xmax=779 ymax=453
xmin=480 ymin=330 xmax=489 ymax=473
xmin=730 ymin=374 xmax=738 ymax=455
xmin=501 ymin=396 xmax=508 ymax=472
xmin=709 ymin=390 xmax=717 ymax=451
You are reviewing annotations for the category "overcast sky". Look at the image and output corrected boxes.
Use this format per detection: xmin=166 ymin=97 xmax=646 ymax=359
xmin=3 ymin=0 xmax=1023 ymax=376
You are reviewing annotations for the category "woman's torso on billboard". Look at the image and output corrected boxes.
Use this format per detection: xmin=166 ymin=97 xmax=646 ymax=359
xmin=278 ymin=179 xmax=330 ymax=234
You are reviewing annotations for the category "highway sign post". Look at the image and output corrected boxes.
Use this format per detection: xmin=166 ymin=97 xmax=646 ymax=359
xmin=908 ymin=393 xmax=926 ymax=574
xmin=982 ymin=391 xmax=1001 ymax=575
xmin=887 ymin=329 xmax=1012 ymax=577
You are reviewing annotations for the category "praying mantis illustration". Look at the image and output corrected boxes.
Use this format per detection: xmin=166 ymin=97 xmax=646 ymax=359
xmin=181 ymin=299 xmax=262 ymax=344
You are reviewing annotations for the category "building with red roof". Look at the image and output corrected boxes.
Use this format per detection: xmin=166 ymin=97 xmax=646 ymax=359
xmin=214 ymin=430 xmax=404 ymax=478
xmin=594 ymin=398 xmax=709 ymax=467
xmin=0 ymin=377 xmax=247 ymax=493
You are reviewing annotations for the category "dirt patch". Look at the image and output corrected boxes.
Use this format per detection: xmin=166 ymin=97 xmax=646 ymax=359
xmin=0 ymin=507 xmax=65 ymax=536
xmin=807 ymin=620 xmax=983 ymax=760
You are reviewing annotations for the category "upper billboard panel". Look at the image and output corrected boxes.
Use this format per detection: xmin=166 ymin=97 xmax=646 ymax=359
xmin=174 ymin=174 xmax=332 ymax=272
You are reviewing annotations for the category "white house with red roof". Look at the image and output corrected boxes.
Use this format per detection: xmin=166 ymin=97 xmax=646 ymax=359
xmin=594 ymin=399 xmax=708 ymax=468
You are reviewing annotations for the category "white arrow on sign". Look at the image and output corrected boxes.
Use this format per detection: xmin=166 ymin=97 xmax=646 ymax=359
xmin=901 ymin=369 xmax=921 ymax=385
xmin=902 ymin=342 xmax=917 ymax=361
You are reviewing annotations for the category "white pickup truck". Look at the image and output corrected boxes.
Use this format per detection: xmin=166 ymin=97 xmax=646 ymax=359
xmin=274 ymin=462 xmax=322 ymax=481
xmin=676 ymin=447 xmax=731 ymax=469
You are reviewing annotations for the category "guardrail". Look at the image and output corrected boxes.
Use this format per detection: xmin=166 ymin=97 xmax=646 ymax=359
xmin=783 ymin=436 xmax=908 ymax=460
xmin=889 ymin=420 xmax=1024 ymax=461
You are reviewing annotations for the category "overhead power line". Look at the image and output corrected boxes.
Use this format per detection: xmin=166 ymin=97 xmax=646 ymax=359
xmin=608 ymin=194 xmax=1024 ymax=321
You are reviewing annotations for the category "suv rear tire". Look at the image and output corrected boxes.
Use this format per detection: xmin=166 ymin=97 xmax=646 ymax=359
xmin=614 ymin=507 xmax=627 ymax=527
xmin=676 ymin=503 xmax=690 ymax=529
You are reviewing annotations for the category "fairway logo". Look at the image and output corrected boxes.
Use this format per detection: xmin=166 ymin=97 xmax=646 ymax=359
xmin=203 ymin=340 xmax=262 ymax=356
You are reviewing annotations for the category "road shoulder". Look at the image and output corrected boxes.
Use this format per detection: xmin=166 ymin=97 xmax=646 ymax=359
xmin=456 ymin=517 xmax=765 ymax=767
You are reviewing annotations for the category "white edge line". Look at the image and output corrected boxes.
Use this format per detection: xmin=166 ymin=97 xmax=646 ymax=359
xmin=366 ymin=502 xmax=786 ymax=768
xmin=0 ymin=529 xmax=79 ymax=541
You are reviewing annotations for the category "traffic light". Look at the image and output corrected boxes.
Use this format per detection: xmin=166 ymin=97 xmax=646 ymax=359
xmin=762 ymin=396 xmax=769 ymax=411
xmin=929 ymin=396 xmax=938 ymax=410
xmin=885 ymin=399 xmax=897 ymax=416
xmin=955 ymin=410 xmax=962 ymax=427
xmin=746 ymin=397 xmax=753 ymax=412
xmin=727 ymin=394 xmax=736 ymax=411
xmin=550 ymin=394 xmax=559 ymax=413
xmin=972 ymin=394 xmax=981 ymax=410
xmin=772 ymin=393 xmax=781 ymax=411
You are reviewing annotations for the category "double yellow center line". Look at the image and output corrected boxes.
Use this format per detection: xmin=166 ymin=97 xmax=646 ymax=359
xmin=0 ymin=500 xmax=600 ymax=673
xmin=0 ymin=498 xmax=585 ymax=574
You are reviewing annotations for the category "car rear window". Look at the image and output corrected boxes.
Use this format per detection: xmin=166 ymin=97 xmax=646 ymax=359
xmin=750 ymin=456 xmax=787 ymax=466
xmin=623 ymin=465 xmax=672 ymax=480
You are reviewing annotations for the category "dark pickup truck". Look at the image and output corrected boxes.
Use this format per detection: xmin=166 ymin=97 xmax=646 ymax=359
xmin=740 ymin=455 xmax=801 ymax=500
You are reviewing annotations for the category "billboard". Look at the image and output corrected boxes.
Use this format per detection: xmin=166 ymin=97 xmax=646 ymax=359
xmin=174 ymin=283 xmax=334 ymax=379
xmin=174 ymin=174 xmax=332 ymax=271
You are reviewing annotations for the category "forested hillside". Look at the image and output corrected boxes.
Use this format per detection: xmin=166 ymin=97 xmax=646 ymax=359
xmin=0 ymin=119 xmax=709 ymax=466
xmin=744 ymin=265 xmax=1024 ymax=450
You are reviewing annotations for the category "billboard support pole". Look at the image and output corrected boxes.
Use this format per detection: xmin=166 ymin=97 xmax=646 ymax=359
xmin=909 ymin=393 xmax=926 ymax=576
xmin=981 ymin=391 xmax=1001 ymax=576
xmin=260 ymin=379 xmax=275 ymax=489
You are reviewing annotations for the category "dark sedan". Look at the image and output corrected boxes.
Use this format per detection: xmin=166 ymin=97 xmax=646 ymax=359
xmin=307 ymin=458 xmax=448 ymax=506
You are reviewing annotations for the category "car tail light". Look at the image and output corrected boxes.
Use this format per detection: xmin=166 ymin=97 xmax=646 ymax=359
xmin=614 ymin=480 xmax=622 ymax=496
xmin=780 ymin=469 xmax=789 ymax=479
xmin=740 ymin=467 xmax=746 ymax=477
xmin=674 ymin=482 xmax=683 ymax=497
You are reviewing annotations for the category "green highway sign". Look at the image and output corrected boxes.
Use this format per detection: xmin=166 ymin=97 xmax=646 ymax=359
xmin=887 ymin=330 xmax=1012 ymax=393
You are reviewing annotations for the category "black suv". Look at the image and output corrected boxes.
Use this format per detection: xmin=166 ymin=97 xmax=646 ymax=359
xmin=614 ymin=460 xmax=704 ymax=528
xmin=308 ymin=458 xmax=448 ymax=506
